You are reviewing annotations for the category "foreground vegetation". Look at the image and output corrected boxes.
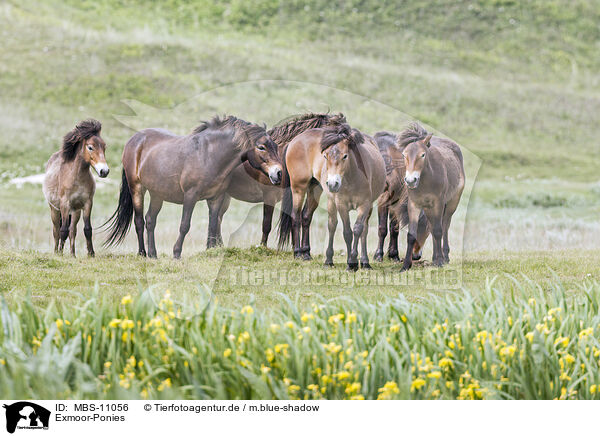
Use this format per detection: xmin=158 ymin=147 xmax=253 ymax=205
xmin=1 ymin=278 xmax=599 ymax=399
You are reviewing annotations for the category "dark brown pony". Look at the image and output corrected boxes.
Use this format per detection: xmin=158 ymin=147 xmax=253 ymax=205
xmin=104 ymin=116 xmax=282 ymax=258
xmin=373 ymin=131 xmax=429 ymax=262
xmin=393 ymin=123 xmax=465 ymax=270
xmin=43 ymin=119 xmax=109 ymax=256
xmin=278 ymin=123 xmax=386 ymax=270
xmin=214 ymin=113 xmax=346 ymax=246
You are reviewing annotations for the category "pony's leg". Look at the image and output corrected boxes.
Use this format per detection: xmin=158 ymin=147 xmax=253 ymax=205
xmin=413 ymin=213 xmax=430 ymax=261
xmin=425 ymin=206 xmax=444 ymax=267
xmin=290 ymin=185 xmax=307 ymax=258
xmin=207 ymin=195 xmax=226 ymax=249
xmin=50 ymin=207 xmax=61 ymax=253
xmin=216 ymin=194 xmax=231 ymax=247
xmin=388 ymin=215 xmax=400 ymax=261
xmin=69 ymin=210 xmax=81 ymax=257
xmin=350 ymin=204 xmax=370 ymax=270
xmin=324 ymin=197 xmax=337 ymax=267
xmin=173 ymin=194 xmax=197 ymax=259
xmin=337 ymin=205 xmax=355 ymax=271
xmin=359 ymin=206 xmax=373 ymax=269
xmin=374 ymin=203 xmax=387 ymax=262
xmin=58 ymin=202 xmax=70 ymax=254
xmin=261 ymin=203 xmax=275 ymax=246
xmin=82 ymin=200 xmax=95 ymax=257
xmin=300 ymin=183 xmax=322 ymax=260
xmin=401 ymin=200 xmax=422 ymax=272
xmin=441 ymin=198 xmax=460 ymax=264
xmin=131 ymin=184 xmax=146 ymax=256
xmin=145 ymin=195 xmax=163 ymax=258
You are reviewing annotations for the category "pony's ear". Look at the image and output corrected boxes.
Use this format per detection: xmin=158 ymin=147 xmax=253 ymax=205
xmin=240 ymin=151 xmax=248 ymax=162
xmin=423 ymin=133 xmax=433 ymax=148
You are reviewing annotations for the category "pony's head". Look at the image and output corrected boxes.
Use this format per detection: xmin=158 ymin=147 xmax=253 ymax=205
xmin=398 ymin=123 xmax=432 ymax=189
xmin=241 ymin=131 xmax=282 ymax=185
xmin=197 ymin=116 xmax=282 ymax=185
xmin=320 ymin=124 xmax=364 ymax=193
xmin=62 ymin=119 xmax=109 ymax=177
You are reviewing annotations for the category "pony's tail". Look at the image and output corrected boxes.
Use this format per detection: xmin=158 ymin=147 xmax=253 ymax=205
xmin=103 ymin=169 xmax=134 ymax=247
xmin=277 ymin=148 xmax=293 ymax=250
xmin=396 ymin=197 xmax=428 ymax=232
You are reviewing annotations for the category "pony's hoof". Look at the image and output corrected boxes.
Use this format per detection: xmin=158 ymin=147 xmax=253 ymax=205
xmin=346 ymin=263 xmax=358 ymax=272
xmin=388 ymin=255 xmax=400 ymax=262
xmin=432 ymin=260 xmax=444 ymax=267
xmin=360 ymin=262 xmax=372 ymax=270
xmin=373 ymin=251 xmax=383 ymax=262
xmin=88 ymin=252 xmax=95 ymax=258
xmin=302 ymin=252 xmax=312 ymax=261
xmin=412 ymin=253 xmax=422 ymax=261
xmin=324 ymin=261 xmax=334 ymax=268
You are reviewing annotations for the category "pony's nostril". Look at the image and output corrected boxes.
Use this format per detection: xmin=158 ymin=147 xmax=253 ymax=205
xmin=276 ymin=169 xmax=282 ymax=179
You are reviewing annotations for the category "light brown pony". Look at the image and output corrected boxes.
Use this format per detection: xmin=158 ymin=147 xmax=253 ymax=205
xmin=103 ymin=116 xmax=282 ymax=258
xmin=214 ymin=113 xmax=346 ymax=246
xmin=43 ymin=119 xmax=109 ymax=256
xmin=373 ymin=131 xmax=429 ymax=262
xmin=394 ymin=123 xmax=465 ymax=270
xmin=278 ymin=123 xmax=386 ymax=270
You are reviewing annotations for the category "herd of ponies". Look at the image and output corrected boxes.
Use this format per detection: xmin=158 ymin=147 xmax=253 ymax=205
xmin=42 ymin=113 xmax=465 ymax=271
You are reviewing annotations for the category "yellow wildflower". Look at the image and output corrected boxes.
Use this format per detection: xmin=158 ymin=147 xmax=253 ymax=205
xmin=410 ymin=378 xmax=426 ymax=392
xmin=389 ymin=324 xmax=400 ymax=333
xmin=269 ymin=323 xmax=280 ymax=333
xmin=121 ymin=295 xmax=133 ymax=305
xmin=240 ymin=305 xmax=254 ymax=315
xmin=223 ymin=348 xmax=232 ymax=358
xmin=554 ymin=336 xmax=569 ymax=348
xmin=108 ymin=318 xmax=121 ymax=329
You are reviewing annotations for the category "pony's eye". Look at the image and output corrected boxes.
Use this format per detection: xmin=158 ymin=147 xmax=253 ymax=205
xmin=87 ymin=145 xmax=94 ymax=151
xmin=421 ymin=153 xmax=425 ymax=158
xmin=343 ymin=154 xmax=348 ymax=160
xmin=256 ymin=144 xmax=266 ymax=151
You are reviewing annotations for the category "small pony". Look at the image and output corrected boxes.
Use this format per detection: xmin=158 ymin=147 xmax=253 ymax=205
xmin=395 ymin=123 xmax=465 ymax=270
xmin=43 ymin=119 xmax=109 ymax=256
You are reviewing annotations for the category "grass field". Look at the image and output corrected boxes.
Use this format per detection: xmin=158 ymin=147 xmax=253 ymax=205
xmin=1 ymin=0 xmax=599 ymax=399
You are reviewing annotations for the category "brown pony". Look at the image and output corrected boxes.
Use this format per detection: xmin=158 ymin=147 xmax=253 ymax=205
xmin=214 ymin=113 xmax=346 ymax=246
xmin=103 ymin=116 xmax=282 ymax=258
xmin=43 ymin=119 xmax=109 ymax=256
xmin=373 ymin=131 xmax=429 ymax=262
xmin=394 ymin=123 xmax=465 ymax=270
xmin=278 ymin=123 xmax=386 ymax=270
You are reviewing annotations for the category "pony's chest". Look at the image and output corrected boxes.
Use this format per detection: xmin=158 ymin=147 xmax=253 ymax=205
xmin=411 ymin=192 xmax=437 ymax=210
xmin=69 ymin=183 xmax=93 ymax=209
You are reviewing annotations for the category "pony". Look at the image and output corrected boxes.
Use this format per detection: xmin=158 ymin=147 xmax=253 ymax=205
xmin=394 ymin=123 xmax=465 ymax=270
xmin=373 ymin=131 xmax=429 ymax=262
xmin=43 ymin=119 xmax=109 ymax=256
xmin=103 ymin=116 xmax=282 ymax=258
xmin=278 ymin=123 xmax=386 ymax=270
xmin=214 ymin=112 xmax=346 ymax=246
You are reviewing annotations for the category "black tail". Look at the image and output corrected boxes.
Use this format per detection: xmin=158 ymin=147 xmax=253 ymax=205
xmin=277 ymin=147 xmax=293 ymax=250
xmin=103 ymin=169 xmax=134 ymax=247
xmin=397 ymin=197 xmax=428 ymax=232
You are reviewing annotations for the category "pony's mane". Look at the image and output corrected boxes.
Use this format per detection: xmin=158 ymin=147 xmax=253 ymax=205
xmin=62 ymin=119 xmax=102 ymax=162
xmin=320 ymin=123 xmax=364 ymax=152
xmin=192 ymin=115 xmax=267 ymax=151
xmin=268 ymin=112 xmax=346 ymax=146
xmin=397 ymin=122 xmax=428 ymax=148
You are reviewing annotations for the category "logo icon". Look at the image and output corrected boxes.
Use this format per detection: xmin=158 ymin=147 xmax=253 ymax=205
xmin=2 ymin=402 xmax=50 ymax=434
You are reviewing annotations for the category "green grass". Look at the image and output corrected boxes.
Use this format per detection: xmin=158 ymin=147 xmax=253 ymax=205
xmin=2 ymin=277 xmax=600 ymax=399
xmin=1 ymin=0 xmax=600 ymax=399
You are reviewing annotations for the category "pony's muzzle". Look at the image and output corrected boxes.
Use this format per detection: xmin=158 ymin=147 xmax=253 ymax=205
xmin=95 ymin=163 xmax=110 ymax=178
xmin=404 ymin=172 xmax=420 ymax=189
xmin=268 ymin=166 xmax=282 ymax=185
xmin=327 ymin=174 xmax=342 ymax=193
